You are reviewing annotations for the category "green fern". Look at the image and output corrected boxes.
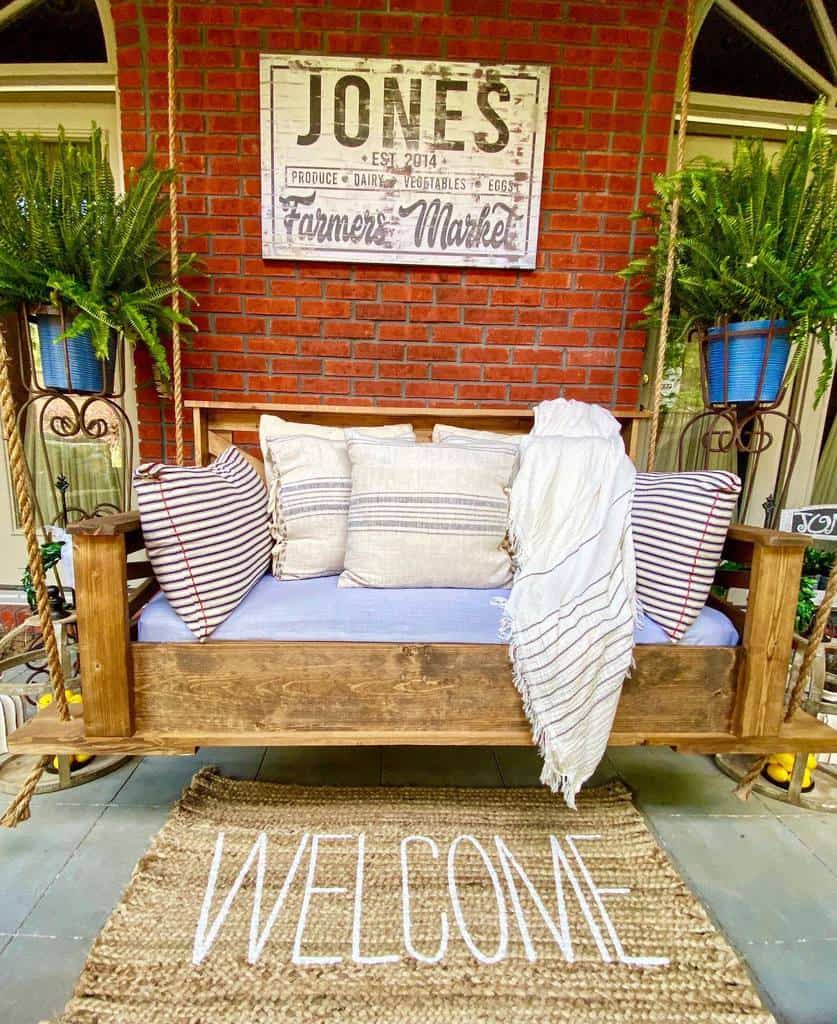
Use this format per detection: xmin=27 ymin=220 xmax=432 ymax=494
xmin=0 ymin=125 xmax=197 ymax=382
xmin=622 ymin=99 xmax=836 ymax=404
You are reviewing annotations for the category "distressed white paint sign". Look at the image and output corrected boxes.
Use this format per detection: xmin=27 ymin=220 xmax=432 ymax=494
xmin=259 ymin=54 xmax=550 ymax=268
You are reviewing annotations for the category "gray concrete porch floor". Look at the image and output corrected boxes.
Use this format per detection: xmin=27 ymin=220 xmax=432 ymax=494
xmin=0 ymin=745 xmax=835 ymax=1023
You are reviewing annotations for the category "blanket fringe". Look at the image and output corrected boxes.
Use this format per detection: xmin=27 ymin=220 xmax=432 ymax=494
xmin=504 ymin=630 xmax=586 ymax=808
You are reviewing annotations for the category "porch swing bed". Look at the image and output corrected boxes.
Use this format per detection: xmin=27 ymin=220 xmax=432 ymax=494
xmin=8 ymin=0 xmax=837 ymax=768
xmin=9 ymin=401 xmax=837 ymax=761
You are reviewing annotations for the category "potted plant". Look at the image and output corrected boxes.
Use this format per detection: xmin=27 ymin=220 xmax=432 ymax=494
xmin=623 ymin=99 xmax=837 ymax=406
xmin=0 ymin=126 xmax=195 ymax=394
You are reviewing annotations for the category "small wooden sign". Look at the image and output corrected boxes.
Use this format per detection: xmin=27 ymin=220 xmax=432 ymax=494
xmin=259 ymin=54 xmax=550 ymax=268
xmin=780 ymin=505 xmax=837 ymax=539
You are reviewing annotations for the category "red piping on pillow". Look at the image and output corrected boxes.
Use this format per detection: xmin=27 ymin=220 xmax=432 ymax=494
xmin=155 ymin=473 xmax=211 ymax=640
xmin=669 ymin=491 xmax=722 ymax=641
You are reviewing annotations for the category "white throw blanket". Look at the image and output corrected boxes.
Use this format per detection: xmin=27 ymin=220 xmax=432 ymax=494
xmin=503 ymin=399 xmax=637 ymax=806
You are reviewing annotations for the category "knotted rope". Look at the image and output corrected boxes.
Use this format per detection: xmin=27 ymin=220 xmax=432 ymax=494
xmin=0 ymin=323 xmax=70 ymax=828
xmin=646 ymin=0 xmax=695 ymax=472
xmin=735 ymin=556 xmax=837 ymax=800
xmin=168 ymin=0 xmax=184 ymax=467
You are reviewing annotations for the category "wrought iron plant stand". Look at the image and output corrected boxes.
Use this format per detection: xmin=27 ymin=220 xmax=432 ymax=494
xmin=677 ymin=319 xmax=801 ymax=529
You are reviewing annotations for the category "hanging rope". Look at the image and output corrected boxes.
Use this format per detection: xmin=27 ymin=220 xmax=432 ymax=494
xmin=0 ymin=323 xmax=70 ymax=829
xmin=167 ymin=0 xmax=184 ymax=467
xmin=735 ymin=556 xmax=837 ymax=800
xmin=646 ymin=0 xmax=696 ymax=471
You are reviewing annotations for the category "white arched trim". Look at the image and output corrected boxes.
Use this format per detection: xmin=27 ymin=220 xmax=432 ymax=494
xmin=0 ymin=0 xmax=117 ymax=83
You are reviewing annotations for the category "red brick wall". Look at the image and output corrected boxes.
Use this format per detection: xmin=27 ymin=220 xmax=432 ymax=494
xmin=113 ymin=0 xmax=684 ymax=461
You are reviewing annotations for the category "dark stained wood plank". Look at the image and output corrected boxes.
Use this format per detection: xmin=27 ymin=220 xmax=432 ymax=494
xmin=129 ymin=640 xmax=739 ymax=742
xmin=8 ymin=704 xmax=195 ymax=755
xmin=706 ymin=593 xmax=747 ymax=636
xmin=622 ymin=645 xmax=738 ymax=733
xmin=734 ymin=542 xmax=806 ymax=737
xmin=68 ymin=511 xmax=141 ymax=536
xmin=185 ymin=400 xmax=647 ymax=454
xmin=726 ymin=523 xmax=809 ymax=550
xmin=73 ymin=534 xmax=134 ymax=738
xmin=186 ymin=399 xmax=650 ymax=420
xmin=128 ymin=577 xmax=160 ymax=619
xmin=126 ymin=561 xmax=154 ymax=580
xmin=713 ymin=568 xmax=752 ymax=590
xmin=193 ymin=406 xmax=209 ymax=467
xmin=11 ymin=706 xmax=836 ymax=758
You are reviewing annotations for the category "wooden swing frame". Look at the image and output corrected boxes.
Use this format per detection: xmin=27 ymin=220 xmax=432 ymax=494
xmin=6 ymin=0 xmax=837 ymax=769
xmin=9 ymin=400 xmax=837 ymax=759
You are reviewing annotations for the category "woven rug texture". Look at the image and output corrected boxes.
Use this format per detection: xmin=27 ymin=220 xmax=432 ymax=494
xmin=56 ymin=769 xmax=773 ymax=1023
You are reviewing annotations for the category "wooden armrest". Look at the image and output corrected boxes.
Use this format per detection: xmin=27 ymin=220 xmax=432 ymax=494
xmin=67 ymin=514 xmax=137 ymax=738
xmin=67 ymin=511 xmax=141 ymax=536
xmin=732 ymin=526 xmax=807 ymax=738
xmin=725 ymin=523 xmax=809 ymax=551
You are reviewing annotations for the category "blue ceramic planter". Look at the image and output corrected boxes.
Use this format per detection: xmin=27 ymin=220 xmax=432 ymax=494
xmin=706 ymin=319 xmax=790 ymax=405
xmin=34 ymin=310 xmax=112 ymax=393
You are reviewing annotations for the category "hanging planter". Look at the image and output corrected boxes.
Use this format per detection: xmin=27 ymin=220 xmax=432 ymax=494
xmin=621 ymin=100 xmax=836 ymax=411
xmin=29 ymin=305 xmax=116 ymax=395
xmin=704 ymin=318 xmax=790 ymax=406
xmin=0 ymin=128 xmax=197 ymax=394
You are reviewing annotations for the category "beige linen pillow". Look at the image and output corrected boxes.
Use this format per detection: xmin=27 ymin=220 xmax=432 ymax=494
xmin=432 ymin=423 xmax=524 ymax=454
xmin=267 ymin=430 xmax=415 ymax=579
xmin=259 ymin=414 xmax=413 ymax=483
xmin=339 ymin=440 xmax=516 ymax=589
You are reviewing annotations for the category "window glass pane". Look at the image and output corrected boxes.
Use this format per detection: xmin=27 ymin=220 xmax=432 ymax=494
xmin=0 ymin=0 xmax=106 ymax=64
xmin=735 ymin=0 xmax=835 ymax=82
xmin=691 ymin=7 xmax=821 ymax=103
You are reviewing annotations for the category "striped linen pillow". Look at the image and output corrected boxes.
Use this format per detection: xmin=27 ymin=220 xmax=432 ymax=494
xmin=339 ymin=439 xmax=516 ymax=588
xmin=632 ymin=470 xmax=742 ymax=642
xmin=266 ymin=429 xmax=416 ymax=580
xmin=432 ymin=423 xmax=523 ymax=457
xmin=259 ymin=414 xmax=414 ymax=488
xmin=134 ymin=447 xmax=271 ymax=642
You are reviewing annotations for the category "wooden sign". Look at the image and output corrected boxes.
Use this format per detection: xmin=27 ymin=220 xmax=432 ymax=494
xmin=259 ymin=55 xmax=550 ymax=268
xmin=779 ymin=505 xmax=837 ymax=538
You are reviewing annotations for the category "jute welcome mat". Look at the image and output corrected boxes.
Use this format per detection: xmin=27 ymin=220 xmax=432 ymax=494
xmin=56 ymin=769 xmax=772 ymax=1023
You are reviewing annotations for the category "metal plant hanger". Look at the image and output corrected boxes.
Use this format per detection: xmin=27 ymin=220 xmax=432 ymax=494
xmin=13 ymin=302 xmax=134 ymax=529
xmin=676 ymin=319 xmax=801 ymax=528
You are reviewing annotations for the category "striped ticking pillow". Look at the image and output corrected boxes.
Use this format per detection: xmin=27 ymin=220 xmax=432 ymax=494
xmin=632 ymin=470 xmax=742 ymax=642
xmin=266 ymin=430 xmax=416 ymax=580
xmin=339 ymin=440 xmax=516 ymax=589
xmin=134 ymin=447 xmax=271 ymax=642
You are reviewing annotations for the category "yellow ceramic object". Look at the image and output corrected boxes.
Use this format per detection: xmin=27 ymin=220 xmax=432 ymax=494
xmin=764 ymin=751 xmax=817 ymax=791
xmin=765 ymin=763 xmax=790 ymax=784
xmin=40 ymin=692 xmax=88 ymax=770
xmin=771 ymin=753 xmax=796 ymax=771
xmin=38 ymin=689 xmax=82 ymax=710
xmin=51 ymin=752 xmax=94 ymax=771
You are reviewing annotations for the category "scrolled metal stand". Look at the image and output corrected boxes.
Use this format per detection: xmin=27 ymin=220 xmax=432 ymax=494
xmin=676 ymin=320 xmax=801 ymax=528
xmin=14 ymin=302 xmax=134 ymax=527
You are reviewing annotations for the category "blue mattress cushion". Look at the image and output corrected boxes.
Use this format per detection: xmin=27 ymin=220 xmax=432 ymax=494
xmin=138 ymin=574 xmax=739 ymax=646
